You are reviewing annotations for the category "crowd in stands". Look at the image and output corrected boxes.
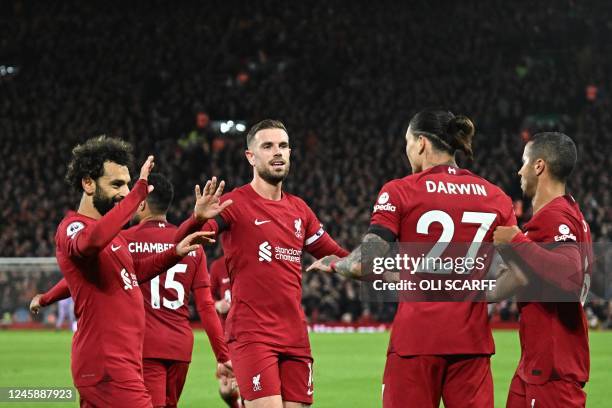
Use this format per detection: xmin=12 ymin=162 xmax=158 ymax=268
xmin=1 ymin=0 xmax=611 ymax=326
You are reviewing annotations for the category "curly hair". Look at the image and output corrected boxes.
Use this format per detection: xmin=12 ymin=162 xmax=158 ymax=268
xmin=65 ymin=135 xmax=134 ymax=192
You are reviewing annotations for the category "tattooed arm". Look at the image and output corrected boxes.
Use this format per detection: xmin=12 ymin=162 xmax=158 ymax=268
xmin=307 ymin=233 xmax=391 ymax=279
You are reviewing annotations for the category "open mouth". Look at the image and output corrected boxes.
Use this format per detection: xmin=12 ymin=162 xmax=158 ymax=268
xmin=270 ymin=160 xmax=285 ymax=169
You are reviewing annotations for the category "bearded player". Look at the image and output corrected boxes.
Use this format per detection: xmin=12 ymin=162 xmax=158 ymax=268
xmin=50 ymin=136 xmax=216 ymax=407
xmin=492 ymin=133 xmax=592 ymax=408
xmin=32 ymin=172 xmax=234 ymax=407
xmin=175 ymin=119 xmax=349 ymax=408
xmin=309 ymin=109 xmax=516 ymax=408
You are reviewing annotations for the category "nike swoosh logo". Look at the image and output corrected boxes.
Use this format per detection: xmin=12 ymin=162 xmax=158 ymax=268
xmin=254 ymin=219 xmax=271 ymax=226
xmin=307 ymin=389 xmax=314 ymax=396
xmin=222 ymin=278 xmax=230 ymax=283
xmin=111 ymin=245 xmax=121 ymax=252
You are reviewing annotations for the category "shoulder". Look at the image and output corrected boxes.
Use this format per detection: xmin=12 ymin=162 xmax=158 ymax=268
xmin=284 ymin=191 xmax=311 ymax=209
xmin=58 ymin=213 xmax=92 ymax=241
xmin=224 ymin=185 xmax=249 ymax=201
xmin=526 ymin=198 xmax=582 ymax=241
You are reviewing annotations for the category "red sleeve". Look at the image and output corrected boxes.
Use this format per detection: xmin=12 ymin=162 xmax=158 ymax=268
xmin=209 ymin=260 xmax=221 ymax=301
xmin=306 ymin=232 xmax=349 ymax=259
xmin=194 ymin=286 xmax=230 ymax=363
xmin=40 ymin=278 xmax=71 ymax=306
xmin=369 ymin=181 xmax=402 ymax=239
xmin=500 ymin=193 xmax=517 ymax=226
xmin=133 ymin=248 xmax=183 ymax=284
xmin=192 ymin=249 xmax=210 ymax=290
xmin=65 ymin=180 xmax=148 ymax=259
xmin=509 ymin=232 xmax=583 ymax=291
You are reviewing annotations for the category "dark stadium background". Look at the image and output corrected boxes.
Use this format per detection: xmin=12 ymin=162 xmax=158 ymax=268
xmin=1 ymin=0 xmax=611 ymax=330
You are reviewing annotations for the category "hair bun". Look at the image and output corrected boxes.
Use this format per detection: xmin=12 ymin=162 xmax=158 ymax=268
xmin=446 ymin=115 xmax=475 ymax=160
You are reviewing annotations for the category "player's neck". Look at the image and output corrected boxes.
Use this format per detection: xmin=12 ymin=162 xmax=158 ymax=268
xmin=532 ymin=181 xmax=566 ymax=214
xmin=139 ymin=214 xmax=167 ymax=223
xmin=77 ymin=194 xmax=102 ymax=220
xmin=250 ymin=177 xmax=283 ymax=201
xmin=421 ymin=156 xmax=457 ymax=171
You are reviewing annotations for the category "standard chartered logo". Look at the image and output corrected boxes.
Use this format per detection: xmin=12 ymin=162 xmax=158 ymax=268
xmin=258 ymin=241 xmax=302 ymax=263
xmin=258 ymin=241 xmax=272 ymax=262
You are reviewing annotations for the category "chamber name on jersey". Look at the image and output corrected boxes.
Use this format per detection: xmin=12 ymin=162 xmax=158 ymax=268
xmin=123 ymin=220 xmax=208 ymax=362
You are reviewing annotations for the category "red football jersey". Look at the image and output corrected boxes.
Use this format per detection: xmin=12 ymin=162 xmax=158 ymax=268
xmin=515 ymin=195 xmax=591 ymax=385
xmin=205 ymin=184 xmax=336 ymax=347
xmin=209 ymin=255 xmax=232 ymax=329
xmin=370 ymin=165 xmax=516 ymax=356
xmin=57 ymin=212 xmax=145 ymax=386
xmin=122 ymin=220 xmax=208 ymax=362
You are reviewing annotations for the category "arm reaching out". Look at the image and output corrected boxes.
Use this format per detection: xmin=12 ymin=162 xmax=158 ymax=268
xmin=30 ymin=279 xmax=72 ymax=314
xmin=308 ymin=233 xmax=391 ymax=279
xmin=134 ymin=231 xmax=216 ymax=284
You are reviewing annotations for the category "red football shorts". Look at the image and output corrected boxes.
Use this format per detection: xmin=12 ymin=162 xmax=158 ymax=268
xmin=78 ymin=379 xmax=152 ymax=408
xmin=229 ymin=342 xmax=314 ymax=404
xmin=382 ymin=353 xmax=493 ymax=408
xmin=506 ymin=373 xmax=586 ymax=408
xmin=143 ymin=358 xmax=190 ymax=408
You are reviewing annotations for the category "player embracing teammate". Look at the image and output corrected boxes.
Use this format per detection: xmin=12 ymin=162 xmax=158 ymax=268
xmin=310 ymin=109 xmax=516 ymax=408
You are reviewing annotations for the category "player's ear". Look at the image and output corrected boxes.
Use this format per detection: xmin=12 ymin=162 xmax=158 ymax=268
xmin=139 ymin=200 xmax=146 ymax=212
xmin=82 ymin=177 xmax=95 ymax=196
xmin=245 ymin=149 xmax=255 ymax=166
xmin=534 ymin=158 xmax=545 ymax=177
xmin=417 ymin=135 xmax=426 ymax=155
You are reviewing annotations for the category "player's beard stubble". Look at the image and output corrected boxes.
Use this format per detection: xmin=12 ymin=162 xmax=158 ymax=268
xmin=257 ymin=161 xmax=291 ymax=185
xmin=93 ymin=184 xmax=122 ymax=216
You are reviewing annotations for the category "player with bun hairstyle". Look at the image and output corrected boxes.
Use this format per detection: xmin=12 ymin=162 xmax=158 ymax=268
xmin=310 ymin=109 xmax=516 ymax=407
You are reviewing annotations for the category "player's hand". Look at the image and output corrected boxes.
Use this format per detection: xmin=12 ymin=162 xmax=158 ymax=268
xmin=193 ymin=177 xmax=233 ymax=222
xmin=306 ymin=255 xmax=341 ymax=273
xmin=493 ymin=225 xmax=521 ymax=246
xmin=215 ymin=299 xmax=231 ymax=315
xmin=216 ymin=360 xmax=234 ymax=383
xmin=30 ymin=294 xmax=43 ymax=314
xmin=139 ymin=155 xmax=155 ymax=193
xmin=175 ymin=231 xmax=216 ymax=256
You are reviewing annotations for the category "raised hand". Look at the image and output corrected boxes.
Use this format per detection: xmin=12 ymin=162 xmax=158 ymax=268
xmin=139 ymin=155 xmax=155 ymax=193
xmin=193 ymin=176 xmax=233 ymax=222
xmin=175 ymin=231 xmax=216 ymax=257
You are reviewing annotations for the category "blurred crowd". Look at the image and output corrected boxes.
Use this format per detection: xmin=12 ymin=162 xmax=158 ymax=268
xmin=1 ymin=0 xmax=611 ymax=325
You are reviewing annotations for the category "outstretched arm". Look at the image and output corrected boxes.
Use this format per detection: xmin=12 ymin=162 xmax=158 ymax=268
xmin=494 ymin=226 xmax=584 ymax=292
xmin=134 ymin=231 xmax=215 ymax=284
xmin=30 ymin=279 xmax=71 ymax=314
xmin=307 ymin=233 xmax=391 ymax=279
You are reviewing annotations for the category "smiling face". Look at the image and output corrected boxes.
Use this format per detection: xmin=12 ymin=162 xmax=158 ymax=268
xmin=91 ymin=161 xmax=131 ymax=216
xmin=246 ymin=128 xmax=291 ymax=185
